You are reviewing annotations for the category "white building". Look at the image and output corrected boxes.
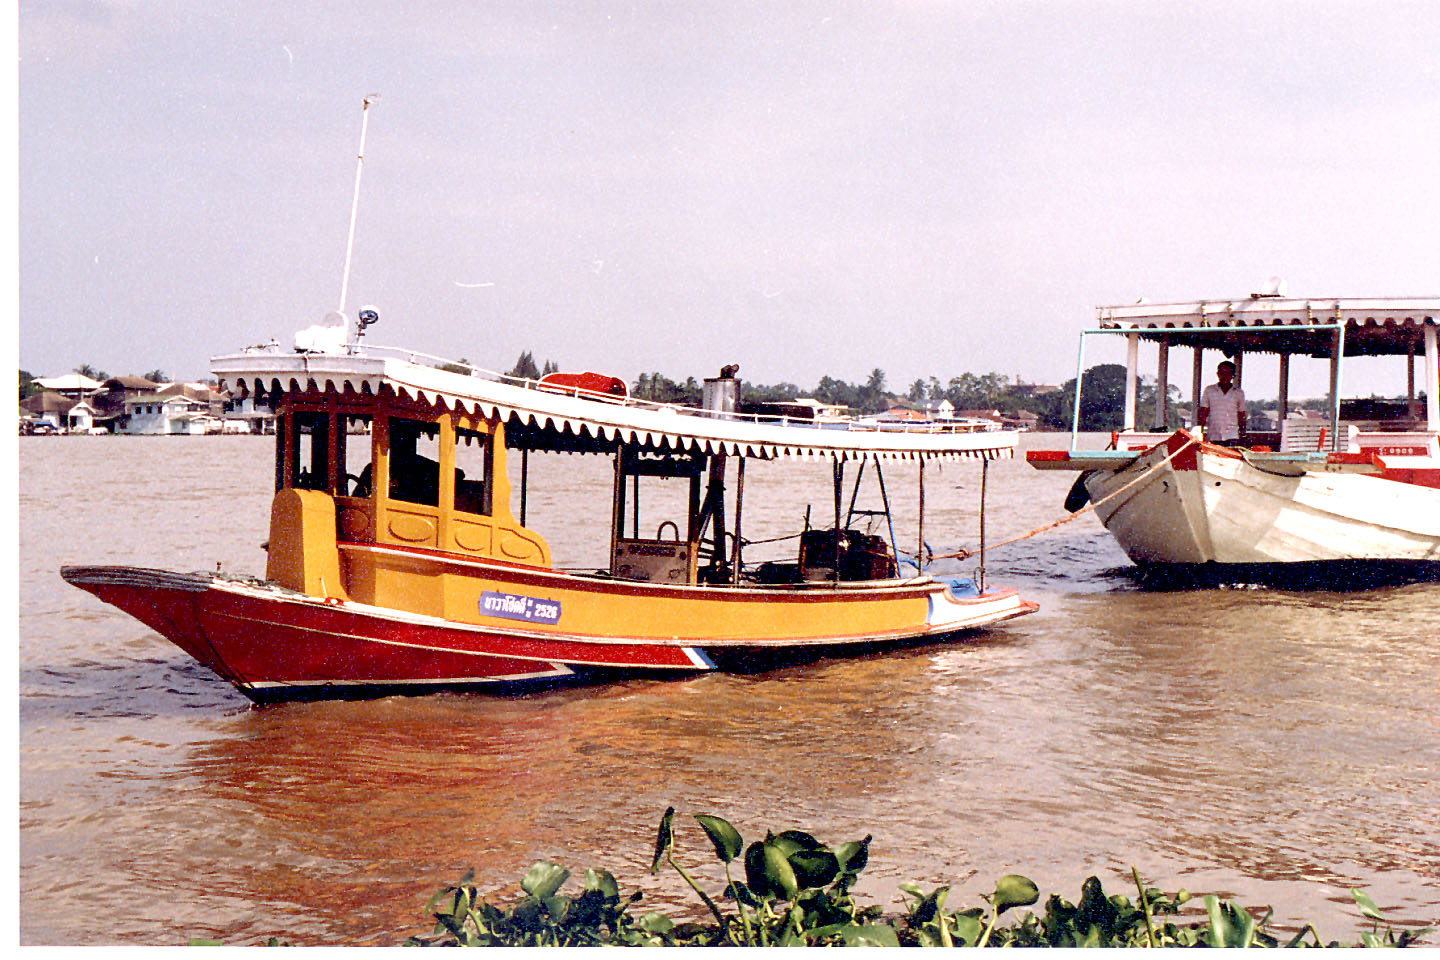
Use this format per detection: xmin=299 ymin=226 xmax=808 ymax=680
xmin=926 ymin=398 xmax=956 ymax=418
xmin=122 ymin=394 xmax=221 ymax=435
xmin=32 ymin=373 xmax=104 ymax=399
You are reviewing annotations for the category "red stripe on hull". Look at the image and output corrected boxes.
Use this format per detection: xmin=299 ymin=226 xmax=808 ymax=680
xmin=204 ymin=588 xmax=706 ymax=672
xmin=62 ymin=565 xmax=1037 ymax=702
xmin=83 ymin=580 xmax=572 ymax=689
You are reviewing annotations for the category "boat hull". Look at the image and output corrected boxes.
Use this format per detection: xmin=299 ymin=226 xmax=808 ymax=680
xmin=1081 ymin=434 xmax=1440 ymax=565
xmin=60 ymin=564 xmax=1037 ymax=702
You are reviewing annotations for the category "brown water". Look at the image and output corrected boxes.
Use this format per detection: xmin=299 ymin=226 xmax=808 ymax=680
xmin=18 ymin=433 xmax=1440 ymax=945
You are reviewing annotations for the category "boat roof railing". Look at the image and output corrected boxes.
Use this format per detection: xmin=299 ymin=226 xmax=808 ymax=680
xmin=1055 ymin=295 xmax=1440 ymax=448
xmin=1090 ymin=296 xmax=1439 ymax=358
xmin=255 ymin=340 xmax=1003 ymax=436
xmin=215 ymin=338 xmax=1018 ymax=461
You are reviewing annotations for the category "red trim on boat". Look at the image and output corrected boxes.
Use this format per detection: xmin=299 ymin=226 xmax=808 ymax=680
xmin=337 ymin=541 xmax=940 ymax=603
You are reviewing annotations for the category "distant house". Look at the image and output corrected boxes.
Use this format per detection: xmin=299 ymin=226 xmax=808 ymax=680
xmin=1007 ymin=380 xmax=1061 ymax=399
xmin=158 ymin=382 xmax=228 ymax=417
xmin=223 ymin=395 xmax=277 ymax=434
xmin=20 ymin=391 xmax=100 ymax=433
xmin=92 ymin=376 xmax=161 ymax=432
xmin=65 ymin=399 xmax=101 ymax=433
xmin=876 ymin=407 xmax=931 ymax=422
xmin=121 ymin=393 xmax=221 ymax=435
xmin=926 ymin=398 xmax=956 ymax=418
xmin=794 ymin=397 xmax=848 ymax=420
xmin=1001 ymin=409 xmax=1040 ymax=431
xmin=32 ymin=373 xmax=104 ymax=400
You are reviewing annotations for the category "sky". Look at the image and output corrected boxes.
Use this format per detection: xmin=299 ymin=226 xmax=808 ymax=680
xmin=16 ymin=0 xmax=1440 ymax=400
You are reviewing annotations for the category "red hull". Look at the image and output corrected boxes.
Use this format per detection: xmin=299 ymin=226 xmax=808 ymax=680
xmin=60 ymin=565 xmax=1035 ymax=702
xmin=60 ymin=566 xmax=713 ymax=701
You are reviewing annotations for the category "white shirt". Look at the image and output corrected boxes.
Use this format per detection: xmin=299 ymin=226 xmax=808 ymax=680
xmin=1200 ymin=384 xmax=1245 ymax=441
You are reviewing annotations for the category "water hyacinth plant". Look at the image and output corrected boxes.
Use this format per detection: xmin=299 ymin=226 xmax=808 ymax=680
xmin=404 ymin=808 xmax=1433 ymax=947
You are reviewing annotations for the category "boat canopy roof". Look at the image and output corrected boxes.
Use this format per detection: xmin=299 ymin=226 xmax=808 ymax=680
xmin=1095 ymin=296 xmax=1439 ymax=358
xmin=213 ymin=344 xmax=1016 ymax=462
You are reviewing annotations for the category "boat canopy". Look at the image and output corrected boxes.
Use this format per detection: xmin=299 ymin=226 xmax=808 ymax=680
xmin=213 ymin=344 xmax=1017 ymax=462
xmin=1095 ymin=297 xmax=1439 ymax=358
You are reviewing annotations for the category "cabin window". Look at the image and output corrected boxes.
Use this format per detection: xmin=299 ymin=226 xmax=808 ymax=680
xmin=452 ymin=427 xmax=493 ymax=516
xmin=291 ymin=410 xmax=330 ymax=491
xmin=336 ymin=413 xmax=374 ymax=497
xmin=388 ymin=417 xmax=441 ymax=507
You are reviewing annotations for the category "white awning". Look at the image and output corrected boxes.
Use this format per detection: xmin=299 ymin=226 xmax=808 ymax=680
xmin=1094 ymin=297 xmax=1439 ymax=357
xmin=213 ymin=347 xmax=1017 ymax=462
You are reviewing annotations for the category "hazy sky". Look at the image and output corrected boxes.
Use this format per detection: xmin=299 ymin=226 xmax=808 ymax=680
xmin=17 ymin=1 xmax=1440 ymax=397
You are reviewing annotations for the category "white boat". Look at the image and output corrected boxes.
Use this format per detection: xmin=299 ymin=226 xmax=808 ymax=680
xmin=1028 ymin=294 xmax=1440 ymax=575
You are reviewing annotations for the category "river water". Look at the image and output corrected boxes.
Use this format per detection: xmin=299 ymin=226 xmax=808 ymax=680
xmin=18 ymin=433 xmax=1440 ymax=945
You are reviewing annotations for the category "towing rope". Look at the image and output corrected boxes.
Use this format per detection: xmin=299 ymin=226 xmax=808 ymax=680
xmin=927 ymin=437 xmax=1199 ymax=563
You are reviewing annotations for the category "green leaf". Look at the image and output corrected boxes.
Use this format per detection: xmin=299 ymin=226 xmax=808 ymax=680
xmin=787 ymin=847 xmax=840 ymax=889
xmin=650 ymin=806 xmax=675 ymax=874
xmin=521 ymin=861 xmax=570 ymax=900
xmin=694 ymin=814 xmax=743 ymax=863
xmin=744 ymin=841 xmax=773 ymax=897
xmin=726 ymin=880 xmax=760 ymax=907
xmin=1352 ymin=888 xmax=1385 ymax=922
xmin=910 ymin=885 xmax=949 ymax=924
xmin=842 ymin=923 xmax=900 ymax=947
xmin=993 ymin=874 xmax=1040 ymax=913
xmin=583 ymin=867 xmax=619 ymax=900
xmin=763 ymin=840 xmax=800 ymax=900
xmin=638 ymin=911 xmax=674 ymax=934
xmin=543 ymin=894 xmax=571 ymax=923
xmin=833 ymin=835 xmax=871 ymax=875
xmin=771 ymin=829 xmax=824 ymax=854
xmin=1203 ymin=895 xmax=1256 ymax=948
xmin=951 ymin=911 xmax=984 ymax=946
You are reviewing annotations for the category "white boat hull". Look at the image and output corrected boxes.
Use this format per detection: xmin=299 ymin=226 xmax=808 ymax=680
xmin=1084 ymin=442 xmax=1440 ymax=565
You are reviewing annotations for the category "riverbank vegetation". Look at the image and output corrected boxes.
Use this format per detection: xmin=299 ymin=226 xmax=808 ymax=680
xmin=403 ymin=809 xmax=1430 ymax=948
xmin=505 ymin=351 xmax=1169 ymax=430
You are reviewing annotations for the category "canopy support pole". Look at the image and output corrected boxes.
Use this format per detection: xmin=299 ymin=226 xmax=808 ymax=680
xmin=731 ymin=458 xmax=745 ymax=585
xmin=1328 ymin=328 xmax=1345 ymax=451
xmin=832 ymin=459 xmax=843 ymax=586
xmin=1277 ymin=353 xmax=1290 ymax=422
xmin=1407 ymin=343 xmax=1417 ymax=418
xmin=1123 ymin=333 xmax=1139 ymax=431
xmin=917 ymin=458 xmax=926 ymax=574
xmin=845 ymin=459 xmax=866 ymax=528
xmin=1425 ymin=324 xmax=1439 ymax=432
xmin=1153 ymin=336 xmax=1170 ymax=429
xmin=875 ymin=461 xmax=899 ymax=571
xmin=978 ymin=457 xmax=989 ymax=592
xmin=520 ymin=446 xmax=529 ymax=526
xmin=1191 ymin=347 xmax=1205 ymax=430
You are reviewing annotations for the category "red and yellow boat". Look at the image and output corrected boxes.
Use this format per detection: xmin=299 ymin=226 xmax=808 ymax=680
xmin=61 ymin=317 xmax=1036 ymax=702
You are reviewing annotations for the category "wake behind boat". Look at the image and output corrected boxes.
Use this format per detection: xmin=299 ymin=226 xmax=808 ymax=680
xmin=1028 ymin=293 xmax=1440 ymax=579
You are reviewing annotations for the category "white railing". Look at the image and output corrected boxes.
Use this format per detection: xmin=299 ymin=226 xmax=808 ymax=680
xmin=345 ymin=342 xmax=1009 ymax=436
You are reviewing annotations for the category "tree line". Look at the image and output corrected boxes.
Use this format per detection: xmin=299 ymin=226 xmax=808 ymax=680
xmin=502 ymin=351 xmax=1184 ymax=431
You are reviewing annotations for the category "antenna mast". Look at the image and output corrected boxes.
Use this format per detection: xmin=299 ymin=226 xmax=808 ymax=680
xmin=337 ymin=95 xmax=378 ymax=316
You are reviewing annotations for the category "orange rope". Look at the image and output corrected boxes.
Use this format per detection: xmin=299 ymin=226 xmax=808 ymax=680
xmin=930 ymin=437 xmax=1199 ymax=562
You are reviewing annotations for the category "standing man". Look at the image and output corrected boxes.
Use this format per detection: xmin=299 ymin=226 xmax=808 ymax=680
xmin=1199 ymin=360 xmax=1246 ymax=446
